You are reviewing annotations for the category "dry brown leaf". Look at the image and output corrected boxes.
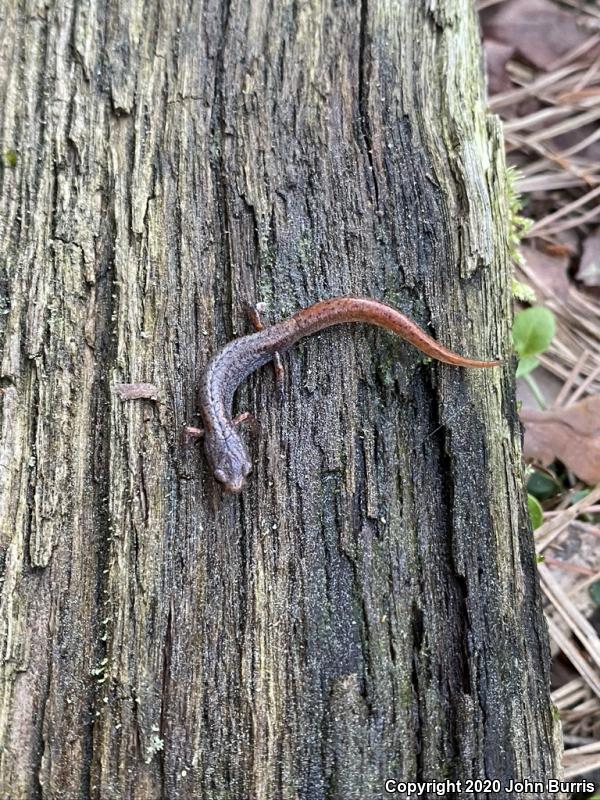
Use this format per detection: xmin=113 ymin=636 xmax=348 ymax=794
xmin=481 ymin=0 xmax=590 ymax=71
xmin=577 ymin=228 xmax=600 ymax=287
xmin=521 ymin=244 xmax=571 ymax=297
xmin=522 ymin=395 xmax=600 ymax=483
xmin=484 ymin=39 xmax=516 ymax=94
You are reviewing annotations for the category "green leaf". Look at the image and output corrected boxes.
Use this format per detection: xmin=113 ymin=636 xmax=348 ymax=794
xmin=527 ymin=469 xmax=560 ymax=501
xmin=528 ymin=494 xmax=544 ymax=530
xmin=515 ymin=355 xmax=539 ymax=378
xmin=569 ymin=488 xmax=591 ymax=506
xmin=513 ymin=307 xmax=556 ymax=358
xmin=589 ymin=580 xmax=600 ymax=606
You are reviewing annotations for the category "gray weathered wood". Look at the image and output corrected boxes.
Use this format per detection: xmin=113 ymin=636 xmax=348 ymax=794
xmin=0 ymin=0 xmax=563 ymax=798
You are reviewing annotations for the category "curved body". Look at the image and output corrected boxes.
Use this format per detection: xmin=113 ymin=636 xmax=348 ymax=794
xmin=199 ymin=297 xmax=500 ymax=492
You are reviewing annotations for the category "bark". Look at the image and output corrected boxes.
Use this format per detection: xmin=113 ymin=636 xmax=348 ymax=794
xmin=0 ymin=1 xmax=563 ymax=799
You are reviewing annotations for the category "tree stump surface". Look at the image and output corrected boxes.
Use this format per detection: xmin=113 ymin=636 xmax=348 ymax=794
xmin=0 ymin=1 xmax=563 ymax=798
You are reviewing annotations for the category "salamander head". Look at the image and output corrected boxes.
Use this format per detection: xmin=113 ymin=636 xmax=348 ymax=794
xmin=204 ymin=428 xmax=253 ymax=494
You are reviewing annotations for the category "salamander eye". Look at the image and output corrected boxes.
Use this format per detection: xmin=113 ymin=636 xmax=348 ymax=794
xmin=214 ymin=469 xmax=227 ymax=484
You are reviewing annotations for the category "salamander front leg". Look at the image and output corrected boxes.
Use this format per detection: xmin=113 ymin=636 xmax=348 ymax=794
xmin=245 ymin=302 xmax=285 ymax=400
xmin=184 ymin=412 xmax=252 ymax=441
xmin=183 ymin=425 xmax=204 ymax=439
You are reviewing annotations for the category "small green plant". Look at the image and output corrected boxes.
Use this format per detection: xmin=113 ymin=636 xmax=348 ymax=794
xmin=513 ymin=306 xmax=556 ymax=377
xmin=512 ymin=306 xmax=556 ymax=408
xmin=527 ymin=468 xmax=560 ymax=501
xmin=527 ymin=494 xmax=544 ymax=530
xmin=589 ymin=580 xmax=600 ymax=606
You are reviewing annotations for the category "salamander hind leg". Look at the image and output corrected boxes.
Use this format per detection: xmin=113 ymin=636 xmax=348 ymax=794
xmin=245 ymin=303 xmax=266 ymax=333
xmin=245 ymin=302 xmax=285 ymax=401
xmin=182 ymin=425 xmax=204 ymax=451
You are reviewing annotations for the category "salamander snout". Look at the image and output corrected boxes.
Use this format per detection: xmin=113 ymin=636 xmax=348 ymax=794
xmin=204 ymin=429 xmax=253 ymax=494
xmin=214 ymin=463 xmax=251 ymax=493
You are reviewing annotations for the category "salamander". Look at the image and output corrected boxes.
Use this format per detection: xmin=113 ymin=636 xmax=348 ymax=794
xmin=185 ymin=297 xmax=500 ymax=493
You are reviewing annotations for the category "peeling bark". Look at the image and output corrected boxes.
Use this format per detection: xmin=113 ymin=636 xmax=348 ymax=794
xmin=0 ymin=1 xmax=562 ymax=798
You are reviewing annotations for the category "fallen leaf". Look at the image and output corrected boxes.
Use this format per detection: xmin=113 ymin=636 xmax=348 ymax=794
xmin=484 ymin=39 xmax=516 ymax=95
xmin=521 ymin=245 xmax=571 ymax=299
xmin=577 ymin=228 xmax=600 ymax=287
xmin=481 ymin=0 xmax=589 ymax=71
xmin=522 ymin=395 xmax=600 ymax=484
xmin=114 ymin=382 xmax=160 ymax=401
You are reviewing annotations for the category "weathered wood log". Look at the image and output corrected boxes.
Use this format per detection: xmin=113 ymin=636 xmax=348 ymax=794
xmin=0 ymin=0 xmax=563 ymax=797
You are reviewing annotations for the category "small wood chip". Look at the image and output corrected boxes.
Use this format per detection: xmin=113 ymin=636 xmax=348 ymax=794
xmin=114 ymin=382 xmax=160 ymax=401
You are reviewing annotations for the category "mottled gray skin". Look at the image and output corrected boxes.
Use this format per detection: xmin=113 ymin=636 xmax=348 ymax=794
xmin=200 ymin=320 xmax=297 ymax=492
xmin=198 ymin=298 xmax=499 ymax=493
